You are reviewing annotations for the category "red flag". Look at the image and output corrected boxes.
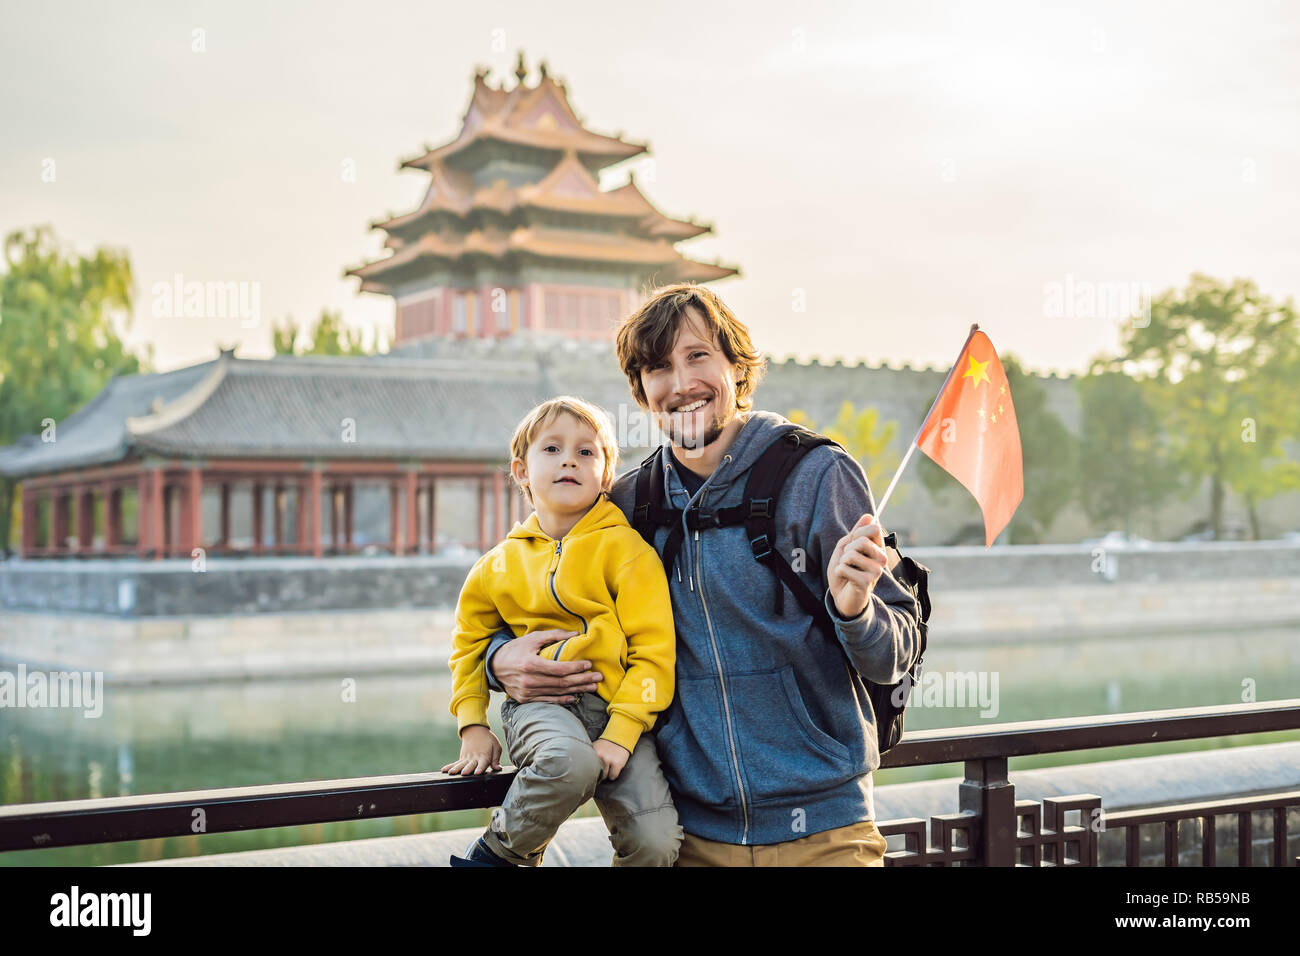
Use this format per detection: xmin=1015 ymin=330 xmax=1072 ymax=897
xmin=916 ymin=328 xmax=1023 ymax=547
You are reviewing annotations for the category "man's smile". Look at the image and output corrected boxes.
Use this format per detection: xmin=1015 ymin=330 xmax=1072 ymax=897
xmin=669 ymin=394 xmax=712 ymax=416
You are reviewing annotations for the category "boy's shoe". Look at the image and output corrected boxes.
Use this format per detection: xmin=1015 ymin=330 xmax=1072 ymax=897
xmin=449 ymin=836 xmax=517 ymax=868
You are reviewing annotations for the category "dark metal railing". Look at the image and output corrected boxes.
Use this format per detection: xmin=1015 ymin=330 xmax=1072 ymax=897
xmin=2 ymin=699 xmax=1298 ymax=865
xmin=875 ymin=698 xmax=1300 ymax=866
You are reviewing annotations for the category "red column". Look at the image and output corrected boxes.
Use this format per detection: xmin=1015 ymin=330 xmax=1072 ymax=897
xmin=252 ymin=482 xmax=264 ymax=554
xmin=308 ymin=469 xmax=323 ymax=559
xmin=343 ymin=484 xmax=354 ymax=552
xmin=179 ymin=467 xmax=202 ymax=555
xmin=19 ymin=485 xmax=37 ymax=557
xmin=405 ymin=471 xmax=418 ymax=556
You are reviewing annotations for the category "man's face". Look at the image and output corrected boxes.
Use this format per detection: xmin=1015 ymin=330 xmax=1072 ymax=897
xmin=639 ymin=308 xmax=742 ymax=455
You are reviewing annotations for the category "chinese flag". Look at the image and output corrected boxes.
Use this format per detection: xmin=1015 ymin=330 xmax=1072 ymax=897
xmin=916 ymin=328 xmax=1023 ymax=547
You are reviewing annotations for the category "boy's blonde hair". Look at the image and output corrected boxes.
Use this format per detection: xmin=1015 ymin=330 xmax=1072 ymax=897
xmin=509 ymin=396 xmax=619 ymax=508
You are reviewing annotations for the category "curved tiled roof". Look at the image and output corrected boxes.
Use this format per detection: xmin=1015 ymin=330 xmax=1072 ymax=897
xmin=399 ymin=72 xmax=646 ymax=173
xmin=0 ymin=361 xmax=216 ymax=478
xmin=0 ymin=352 xmax=550 ymax=478
xmin=348 ymin=226 xmax=738 ymax=285
xmin=370 ymin=157 xmax=711 ymax=244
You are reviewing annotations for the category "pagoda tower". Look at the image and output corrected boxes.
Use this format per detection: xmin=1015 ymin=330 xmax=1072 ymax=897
xmin=346 ymin=52 xmax=738 ymax=346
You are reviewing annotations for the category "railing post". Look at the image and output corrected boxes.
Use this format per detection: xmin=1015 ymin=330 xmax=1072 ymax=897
xmin=960 ymin=756 xmax=1016 ymax=866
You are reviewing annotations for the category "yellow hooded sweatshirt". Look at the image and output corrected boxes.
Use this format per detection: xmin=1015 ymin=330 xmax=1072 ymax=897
xmin=448 ymin=494 xmax=675 ymax=754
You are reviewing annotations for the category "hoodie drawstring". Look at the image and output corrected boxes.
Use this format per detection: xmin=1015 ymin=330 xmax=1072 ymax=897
xmin=670 ymin=453 xmax=732 ymax=592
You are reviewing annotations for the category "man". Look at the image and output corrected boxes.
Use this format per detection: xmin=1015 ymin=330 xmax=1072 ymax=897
xmin=481 ymin=283 xmax=922 ymax=866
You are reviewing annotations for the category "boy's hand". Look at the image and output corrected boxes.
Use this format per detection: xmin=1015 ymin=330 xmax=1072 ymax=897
xmin=593 ymin=738 xmax=630 ymax=782
xmin=828 ymin=514 xmax=888 ymax=619
xmin=441 ymin=725 xmax=502 ymax=775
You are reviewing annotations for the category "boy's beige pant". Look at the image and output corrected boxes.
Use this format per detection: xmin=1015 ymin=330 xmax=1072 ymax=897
xmin=674 ymin=820 xmax=888 ymax=866
xmin=481 ymin=692 xmax=682 ymax=867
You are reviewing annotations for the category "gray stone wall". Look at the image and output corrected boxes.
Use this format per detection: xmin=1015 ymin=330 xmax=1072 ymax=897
xmin=0 ymin=556 xmax=472 ymax=616
xmin=3 ymin=542 xmax=1297 ymax=617
xmin=386 ymin=333 xmax=1300 ymax=543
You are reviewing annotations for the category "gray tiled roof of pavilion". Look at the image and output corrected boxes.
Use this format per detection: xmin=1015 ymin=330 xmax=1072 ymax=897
xmin=0 ymin=350 xmax=552 ymax=479
xmin=0 ymin=360 xmax=217 ymax=479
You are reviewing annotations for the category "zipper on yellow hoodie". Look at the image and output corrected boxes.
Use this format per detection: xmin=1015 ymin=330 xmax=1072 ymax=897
xmin=548 ymin=538 xmax=586 ymax=661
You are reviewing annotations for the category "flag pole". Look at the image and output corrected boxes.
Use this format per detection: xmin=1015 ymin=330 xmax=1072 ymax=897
xmin=872 ymin=323 xmax=980 ymax=526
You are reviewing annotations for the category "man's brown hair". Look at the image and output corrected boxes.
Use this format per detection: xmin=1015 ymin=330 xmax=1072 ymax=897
xmin=614 ymin=282 xmax=767 ymax=412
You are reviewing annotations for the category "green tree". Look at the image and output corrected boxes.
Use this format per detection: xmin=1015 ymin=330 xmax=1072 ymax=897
xmin=1094 ymin=273 xmax=1300 ymax=539
xmin=1076 ymin=368 xmax=1185 ymax=535
xmin=787 ymin=402 xmax=901 ymax=500
xmin=273 ymin=308 xmax=379 ymax=356
xmin=1002 ymin=355 xmax=1077 ymax=543
xmin=0 ymin=225 xmax=146 ymax=553
xmin=1224 ymin=344 xmax=1300 ymax=538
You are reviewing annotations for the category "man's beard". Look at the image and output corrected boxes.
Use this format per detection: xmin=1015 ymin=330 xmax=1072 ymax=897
xmin=663 ymin=399 xmax=732 ymax=458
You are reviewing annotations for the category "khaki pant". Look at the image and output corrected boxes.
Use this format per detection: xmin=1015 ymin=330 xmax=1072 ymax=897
xmin=481 ymin=693 xmax=682 ymax=867
xmin=675 ymin=819 xmax=888 ymax=867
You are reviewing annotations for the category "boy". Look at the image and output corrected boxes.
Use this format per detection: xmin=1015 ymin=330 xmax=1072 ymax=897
xmin=442 ymin=396 xmax=681 ymax=867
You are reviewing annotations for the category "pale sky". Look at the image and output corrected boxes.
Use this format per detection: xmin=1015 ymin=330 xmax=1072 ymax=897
xmin=2 ymin=0 xmax=1297 ymax=376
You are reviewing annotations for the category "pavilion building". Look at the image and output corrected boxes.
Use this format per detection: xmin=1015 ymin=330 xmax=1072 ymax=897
xmin=0 ymin=350 xmax=551 ymax=560
xmin=345 ymin=52 xmax=737 ymax=346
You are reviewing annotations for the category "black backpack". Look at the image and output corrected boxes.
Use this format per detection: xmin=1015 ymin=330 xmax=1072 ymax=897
xmin=631 ymin=425 xmax=931 ymax=756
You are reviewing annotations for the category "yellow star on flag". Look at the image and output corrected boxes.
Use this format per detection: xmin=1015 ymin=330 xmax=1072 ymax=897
xmin=962 ymin=354 xmax=991 ymax=389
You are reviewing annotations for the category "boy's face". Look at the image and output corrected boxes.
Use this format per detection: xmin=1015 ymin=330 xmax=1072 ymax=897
xmin=513 ymin=411 xmax=606 ymax=511
xmin=640 ymin=307 xmax=742 ymax=452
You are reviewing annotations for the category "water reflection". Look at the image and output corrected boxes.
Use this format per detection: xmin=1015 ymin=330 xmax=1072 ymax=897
xmin=2 ymin=627 xmax=1297 ymax=865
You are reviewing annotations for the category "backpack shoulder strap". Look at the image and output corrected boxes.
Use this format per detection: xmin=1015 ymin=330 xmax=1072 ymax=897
xmin=741 ymin=426 xmax=841 ymax=630
xmin=632 ymin=445 xmax=690 ymax=576
xmin=631 ymin=446 xmax=663 ymax=545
